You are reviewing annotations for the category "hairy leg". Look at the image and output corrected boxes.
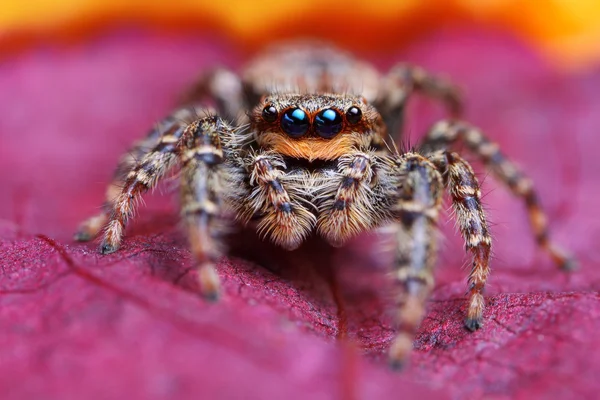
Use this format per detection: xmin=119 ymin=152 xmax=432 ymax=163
xmin=317 ymin=152 xmax=379 ymax=246
xmin=74 ymin=108 xmax=197 ymax=243
xmin=429 ymin=150 xmax=492 ymax=331
xmin=179 ymin=68 xmax=245 ymax=123
xmin=376 ymin=64 xmax=463 ymax=140
xmin=180 ymin=115 xmax=235 ymax=300
xmin=245 ymin=152 xmax=315 ymax=250
xmin=421 ymin=120 xmax=576 ymax=270
xmin=386 ymin=153 xmax=443 ymax=368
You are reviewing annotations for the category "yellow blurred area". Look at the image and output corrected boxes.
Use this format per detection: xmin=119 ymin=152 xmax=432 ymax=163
xmin=1 ymin=0 xmax=599 ymax=70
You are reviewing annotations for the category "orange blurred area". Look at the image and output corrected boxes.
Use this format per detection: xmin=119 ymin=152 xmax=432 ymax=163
xmin=1 ymin=0 xmax=600 ymax=70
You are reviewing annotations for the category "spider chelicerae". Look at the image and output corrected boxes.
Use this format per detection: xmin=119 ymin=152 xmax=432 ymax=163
xmin=75 ymin=42 xmax=576 ymax=368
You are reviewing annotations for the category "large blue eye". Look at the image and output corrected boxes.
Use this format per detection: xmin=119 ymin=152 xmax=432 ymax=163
xmin=281 ymin=108 xmax=310 ymax=138
xmin=315 ymin=109 xmax=343 ymax=138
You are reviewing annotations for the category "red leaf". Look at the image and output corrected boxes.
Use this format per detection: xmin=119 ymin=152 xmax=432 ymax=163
xmin=1 ymin=29 xmax=599 ymax=399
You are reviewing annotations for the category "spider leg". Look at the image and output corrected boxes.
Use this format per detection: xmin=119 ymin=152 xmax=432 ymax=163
xmin=386 ymin=153 xmax=443 ymax=369
xmin=421 ymin=120 xmax=577 ymax=270
xmin=179 ymin=68 xmax=245 ymax=123
xmin=317 ymin=152 xmax=379 ymax=246
xmin=376 ymin=64 xmax=463 ymax=140
xmin=246 ymin=153 xmax=315 ymax=250
xmin=74 ymin=108 xmax=195 ymax=243
xmin=180 ymin=115 xmax=235 ymax=300
xmin=429 ymin=150 xmax=492 ymax=331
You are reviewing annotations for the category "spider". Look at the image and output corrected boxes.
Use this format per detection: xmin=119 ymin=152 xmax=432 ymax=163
xmin=74 ymin=42 xmax=576 ymax=368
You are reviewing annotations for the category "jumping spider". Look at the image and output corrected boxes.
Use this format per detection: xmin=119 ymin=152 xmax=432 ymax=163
xmin=75 ymin=42 xmax=576 ymax=368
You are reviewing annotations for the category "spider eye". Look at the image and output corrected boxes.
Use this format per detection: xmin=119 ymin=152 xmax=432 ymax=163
xmin=281 ymin=108 xmax=310 ymax=138
xmin=346 ymin=106 xmax=362 ymax=124
xmin=262 ymin=104 xmax=279 ymax=122
xmin=315 ymin=109 xmax=343 ymax=138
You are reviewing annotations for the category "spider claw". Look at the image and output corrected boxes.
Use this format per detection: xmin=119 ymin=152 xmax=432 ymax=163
xmin=388 ymin=358 xmax=407 ymax=371
xmin=73 ymin=230 xmax=93 ymax=242
xmin=560 ymin=256 xmax=579 ymax=272
xmin=547 ymin=243 xmax=579 ymax=272
xmin=198 ymin=262 xmax=221 ymax=301
xmin=388 ymin=333 xmax=412 ymax=371
xmin=99 ymin=242 xmax=119 ymax=255
xmin=74 ymin=214 xmax=107 ymax=242
xmin=202 ymin=289 xmax=221 ymax=302
xmin=464 ymin=317 xmax=483 ymax=332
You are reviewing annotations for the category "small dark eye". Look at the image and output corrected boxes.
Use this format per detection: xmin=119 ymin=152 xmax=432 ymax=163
xmin=262 ymin=105 xmax=278 ymax=122
xmin=315 ymin=109 xmax=343 ymax=138
xmin=346 ymin=106 xmax=362 ymax=124
xmin=281 ymin=108 xmax=310 ymax=138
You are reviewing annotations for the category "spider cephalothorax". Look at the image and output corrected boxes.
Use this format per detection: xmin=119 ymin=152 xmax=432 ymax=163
xmin=75 ymin=42 xmax=576 ymax=368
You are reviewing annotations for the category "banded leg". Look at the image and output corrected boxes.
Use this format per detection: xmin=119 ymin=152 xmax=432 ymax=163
xmin=388 ymin=153 xmax=443 ymax=369
xmin=74 ymin=108 xmax=195 ymax=243
xmin=376 ymin=64 xmax=463 ymax=140
xmin=317 ymin=152 xmax=378 ymax=246
xmin=247 ymin=153 xmax=315 ymax=250
xmin=180 ymin=115 xmax=233 ymax=300
xmin=422 ymin=120 xmax=576 ymax=270
xmin=430 ymin=150 xmax=492 ymax=331
xmin=180 ymin=68 xmax=245 ymax=123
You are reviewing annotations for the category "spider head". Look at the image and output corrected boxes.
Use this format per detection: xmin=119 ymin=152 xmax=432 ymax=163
xmin=251 ymin=93 xmax=384 ymax=161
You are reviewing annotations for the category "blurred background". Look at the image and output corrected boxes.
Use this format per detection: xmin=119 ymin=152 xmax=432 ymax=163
xmin=1 ymin=0 xmax=600 ymax=70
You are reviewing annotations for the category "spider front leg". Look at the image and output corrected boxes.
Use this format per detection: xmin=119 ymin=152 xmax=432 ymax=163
xmin=180 ymin=68 xmax=244 ymax=123
xmin=422 ymin=120 xmax=577 ymax=270
xmin=376 ymin=64 xmax=463 ymax=139
xmin=180 ymin=115 xmax=236 ymax=300
xmin=74 ymin=108 xmax=198 ymax=248
xmin=429 ymin=150 xmax=492 ymax=331
xmin=387 ymin=153 xmax=443 ymax=368
xmin=317 ymin=152 xmax=379 ymax=246
xmin=246 ymin=153 xmax=315 ymax=250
